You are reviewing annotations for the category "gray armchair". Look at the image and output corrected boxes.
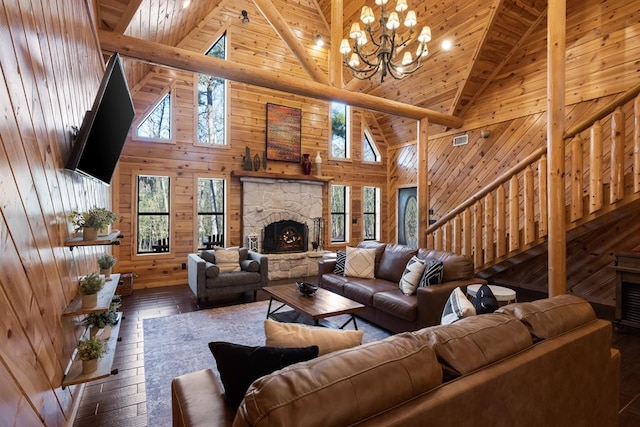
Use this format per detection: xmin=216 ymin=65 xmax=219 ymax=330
xmin=187 ymin=247 xmax=268 ymax=304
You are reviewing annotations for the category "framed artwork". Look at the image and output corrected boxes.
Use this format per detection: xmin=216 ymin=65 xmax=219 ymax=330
xmin=266 ymin=103 xmax=302 ymax=162
xmin=398 ymin=187 xmax=418 ymax=248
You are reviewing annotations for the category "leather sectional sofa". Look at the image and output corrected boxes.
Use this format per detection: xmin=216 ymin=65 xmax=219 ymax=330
xmin=171 ymin=295 xmax=620 ymax=427
xmin=318 ymin=241 xmax=485 ymax=332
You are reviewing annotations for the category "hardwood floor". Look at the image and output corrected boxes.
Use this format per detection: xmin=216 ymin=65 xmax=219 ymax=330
xmin=71 ymin=285 xmax=640 ymax=427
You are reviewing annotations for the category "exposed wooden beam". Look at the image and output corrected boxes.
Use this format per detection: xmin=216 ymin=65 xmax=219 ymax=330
xmin=253 ymin=0 xmax=330 ymax=85
xmin=98 ymin=30 xmax=464 ymax=127
xmin=113 ymin=0 xmax=143 ymax=34
xmin=330 ymin=0 xmax=344 ymax=87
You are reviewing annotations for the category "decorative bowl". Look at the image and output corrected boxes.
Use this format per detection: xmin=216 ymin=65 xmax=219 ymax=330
xmin=296 ymin=281 xmax=318 ymax=296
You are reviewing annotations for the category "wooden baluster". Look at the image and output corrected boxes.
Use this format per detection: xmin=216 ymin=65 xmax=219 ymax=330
xmin=570 ymin=135 xmax=584 ymax=222
xmin=427 ymin=232 xmax=434 ymax=249
xmin=444 ymin=222 xmax=452 ymax=252
xmin=509 ymin=175 xmax=520 ymax=252
xmin=589 ymin=122 xmax=603 ymax=213
xmin=473 ymin=201 xmax=483 ymax=268
xmin=524 ymin=165 xmax=535 ymax=244
xmin=610 ymin=107 xmax=625 ymax=203
xmin=434 ymin=228 xmax=443 ymax=251
xmin=484 ymin=192 xmax=495 ymax=263
xmin=635 ymin=96 xmax=640 ymax=193
xmin=496 ymin=184 xmax=507 ymax=257
xmin=538 ymin=155 xmax=548 ymax=237
xmin=462 ymin=208 xmax=472 ymax=258
xmin=453 ymin=215 xmax=462 ymax=254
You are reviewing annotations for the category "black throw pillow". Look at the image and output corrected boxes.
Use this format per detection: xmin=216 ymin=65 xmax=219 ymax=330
xmin=208 ymin=341 xmax=319 ymax=411
xmin=472 ymin=284 xmax=500 ymax=314
xmin=333 ymin=250 xmax=346 ymax=275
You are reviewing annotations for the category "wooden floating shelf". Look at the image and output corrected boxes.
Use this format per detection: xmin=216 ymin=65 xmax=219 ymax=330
xmin=232 ymin=170 xmax=334 ymax=183
xmin=61 ymin=312 xmax=123 ymax=388
xmin=64 ymin=230 xmax=124 ymax=251
xmin=63 ymin=274 xmax=121 ymax=317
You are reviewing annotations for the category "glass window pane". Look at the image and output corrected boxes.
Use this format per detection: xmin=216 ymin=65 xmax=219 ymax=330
xmin=331 ymin=214 xmax=345 ymax=242
xmin=331 ymin=102 xmax=347 ymax=158
xmin=197 ymin=178 xmax=225 ymax=249
xmin=138 ymin=176 xmax=170 ymax=213
xmin=137 ymin=215 xmax=170 ymax=253
xmin=137 ymin=175 xmax=170 ymax=254
xmin=136 ymin=92 xmax=171 ymax=139
xmin=197 ymin=34 xmax=226 ymax=145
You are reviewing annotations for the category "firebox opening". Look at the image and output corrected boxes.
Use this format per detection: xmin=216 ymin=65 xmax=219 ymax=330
xmin=262 ymin=220 xmax=308 ymax=254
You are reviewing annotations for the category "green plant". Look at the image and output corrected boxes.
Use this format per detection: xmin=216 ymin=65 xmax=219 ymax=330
xmin=97 ymin=254 xmax=117 ymax=269
xmin=69 ymin=206 xmax=118 ymax=232
xmin=82 ymin=311 xmax=118 ymax=329
xmin=76 ymin=337 xmax=106 ymax=361
xmin=78 ymin=272 xmax=105 ymax=295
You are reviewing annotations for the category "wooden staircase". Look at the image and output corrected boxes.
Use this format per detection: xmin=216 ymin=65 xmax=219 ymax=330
xmin=425 ymin=83 xmax=640 ymax=303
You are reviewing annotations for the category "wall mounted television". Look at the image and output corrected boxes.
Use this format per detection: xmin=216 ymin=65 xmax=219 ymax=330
xmin=66 ymin=53 xmax=135 ymax=185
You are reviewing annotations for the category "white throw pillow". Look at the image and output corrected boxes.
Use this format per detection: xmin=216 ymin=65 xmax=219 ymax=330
xmin=214 ymin=248 xmax=241 ymax=273
xmin=344 ymin=246 xmax=376 ymax=279
xmin=441 ymin=287 xmax=476 ymax=325
xmin=399 ymin=256 xmax=427 ymax=295
xmin=264 ymin=319 xmax=363 ymax=356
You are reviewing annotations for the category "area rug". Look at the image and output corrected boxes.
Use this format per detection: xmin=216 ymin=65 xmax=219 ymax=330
xmin=143 ymin=299 xmax=391 ymax=427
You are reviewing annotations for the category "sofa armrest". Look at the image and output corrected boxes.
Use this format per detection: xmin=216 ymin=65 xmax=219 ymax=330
xmin=171 ymin=368 xmax=234 ymax=427
xmin=416 ymin=278 xmax=487 ymax=328
xmin=187 ymin=254 xmax=208 ymax=299
xmin=248 ymin=250 xmax=268 ymax=287
xmin=317 ymin=259 xmax=336 ymax=283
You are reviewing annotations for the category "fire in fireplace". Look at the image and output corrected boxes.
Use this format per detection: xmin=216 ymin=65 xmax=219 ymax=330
xmin=262 ymin=220 xmax=308 ymax=253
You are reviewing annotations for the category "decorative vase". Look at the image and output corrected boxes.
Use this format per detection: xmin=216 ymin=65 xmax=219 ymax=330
xmin=82 ymin=358 xmax=98 ymax=374
xmin=253 ymin=154 xmax=260 ymax=171
xmin=98 ymin=224 xmax=111 ymax=237
xmin=82 ymin=293 xmax=98 ymax=308
xmin=103 ymin=325 xmax=111 ymax=340
xmin=301 ymin=154 xmax=312 ymax=175
xmin=243 ymin=146 xmax=253 ymax=171
xmin=314 ymin=151 xmax=322 ymax=176
xmin=100 ymin=267 xmax=112 ymax=281
xmin=83 ymin=227 xmax=98 ymax=241
xmin=90 ymin=326 xmax=98 ymax=338
xmin=262 ymin=152 xmax=268 ymax=170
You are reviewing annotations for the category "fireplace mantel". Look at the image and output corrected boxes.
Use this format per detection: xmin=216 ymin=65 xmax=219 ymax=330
xmin=232 ymin=170 xmax=334 ymax=183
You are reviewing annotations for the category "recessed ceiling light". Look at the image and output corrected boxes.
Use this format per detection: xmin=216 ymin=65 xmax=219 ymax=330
xmin=315 ymin=35 xmax=324 ymax=47
xmin=441 ymin=39 xmax=453 ymax=51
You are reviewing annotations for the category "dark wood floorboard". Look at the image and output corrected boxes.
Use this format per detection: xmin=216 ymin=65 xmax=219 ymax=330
xmin=71 ymin=284 xmax=640 ymax=426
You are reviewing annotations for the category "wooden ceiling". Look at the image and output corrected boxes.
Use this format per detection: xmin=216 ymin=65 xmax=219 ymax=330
xmin=95 ymin=0 xmax=548 ymax=134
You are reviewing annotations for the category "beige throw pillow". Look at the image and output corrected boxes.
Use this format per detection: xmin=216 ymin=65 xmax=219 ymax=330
xmin=399 ymin=256 xmax=427 ymax=295
xmin=264 ymin=319 xmax=364 ymax=356
xmin=344 ymin=246 xmax=376 ymax=279
xmin=214 ymin=248 xmax=241 ymax=273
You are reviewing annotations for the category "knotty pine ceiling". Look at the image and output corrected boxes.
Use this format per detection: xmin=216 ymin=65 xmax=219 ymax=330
xmin=95 ymin=0 xmax=548 ymax=138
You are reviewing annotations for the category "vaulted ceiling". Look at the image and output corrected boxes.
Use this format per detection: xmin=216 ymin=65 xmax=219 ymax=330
xmin=95 ymin=0 xmax=548 ymax=134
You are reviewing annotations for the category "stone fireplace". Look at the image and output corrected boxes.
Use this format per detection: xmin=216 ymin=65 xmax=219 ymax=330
xmin=240 ymin=175 xmax=325 ymax=280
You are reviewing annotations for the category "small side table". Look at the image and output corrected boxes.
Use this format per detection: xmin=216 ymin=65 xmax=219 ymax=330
xmin=467 ymin=284 xmax=517 ymax=305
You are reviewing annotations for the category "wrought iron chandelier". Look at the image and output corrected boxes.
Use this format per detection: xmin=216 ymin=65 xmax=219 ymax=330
xmin=339 ymin=0 xmax=431 ymax=82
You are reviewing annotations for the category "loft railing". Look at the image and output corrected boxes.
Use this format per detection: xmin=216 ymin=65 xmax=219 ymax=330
xmin=426 ymin=81 xmax=640 ymax=272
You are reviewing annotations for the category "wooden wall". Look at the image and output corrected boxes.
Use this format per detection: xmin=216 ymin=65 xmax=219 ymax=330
xmin=112 ymin=0 xmax=388 ymax=288
xmin=0 ymin=0 xmax=114 ymax=424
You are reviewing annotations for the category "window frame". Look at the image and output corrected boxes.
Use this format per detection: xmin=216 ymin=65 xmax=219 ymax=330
xmin=194 ymin=176 xmax=227 ymax=251
xmin=363 ymin=186 xmax=380 ymax=241
xmin=330 ymin=184 xmax=350 ymax=243
xmin=329 ymin=102 xmax=351 ymax=160
xmin=134 ymin=172 xmax=174 ymax=256
xmin=194 ymin=32 xmax=230 ymax=148
xmin=132 ymin=85 xmax=175 ymax=144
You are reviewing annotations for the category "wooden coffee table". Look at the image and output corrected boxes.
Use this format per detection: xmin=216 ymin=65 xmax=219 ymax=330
xmin=263 ymin=284 xmax=365 ymax=330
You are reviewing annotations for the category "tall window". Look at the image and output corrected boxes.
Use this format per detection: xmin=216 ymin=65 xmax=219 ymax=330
xmin=363 ymin=128 xmax=381 ymax=162
xmin=197 ymin=178 xmax=225 ymax=249
xmin=363 ymin=186 xmax=380 ymax=240
xmin=330 ymin=102 xmax=350 ymax=158
xmin=136 ymin=92 xmax=171 ymax=140
xmin=137 ymin=175 xmax=170 ymax=254
xmin=330 ymin=184 xmax=350 ymax=242
xmin=197 ymin=34 xmax=226 ymax=145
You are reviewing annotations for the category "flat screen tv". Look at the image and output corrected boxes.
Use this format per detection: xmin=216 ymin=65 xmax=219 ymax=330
xmin=66 ymin=53 xmax=135 ymax=185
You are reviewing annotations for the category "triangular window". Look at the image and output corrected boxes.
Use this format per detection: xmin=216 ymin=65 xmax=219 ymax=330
xmin=197 ymin=33 xmax=227 ymax=145
xmin=363 ymin=128 xmax=380 ymax=162
xmin=136 ymin=92 xmax=171 ymax=140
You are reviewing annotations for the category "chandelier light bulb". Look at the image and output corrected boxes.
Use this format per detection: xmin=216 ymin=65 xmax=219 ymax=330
xmin=418 ymin=26 xmax=432 ymax=43
xmin=395 ymin=0 xmax=408 ymax=12
xmin=418 ymin=44 xmax=429 ymax=57
xmin=361 ymin=6 xmax=375 ymax=24
xmin=349 ymin=53 xmax=361 ymax=68
xmin=350 ymin=22 xmax=362 ymax=39
xmin=404 ymin=10 xmax=417 ymax=27
xmin=375 ymin=0 xmax=388 ymax=5
xmin=358 ymin=34 xmax=368 ymax=45
xmin=339 ymin=39 xmax=352 ymax=54
xmin=402 ymin=52 xmax=413 ymax=65
xmin=386 ymin=12 xmax=400 ymax=30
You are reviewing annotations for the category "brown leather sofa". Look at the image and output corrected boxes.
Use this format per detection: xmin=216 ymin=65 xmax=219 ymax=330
xmin=171 ymin=295 xmax=620 ymax=427
xmin=318 ymin=241 xmax=485 ymax=332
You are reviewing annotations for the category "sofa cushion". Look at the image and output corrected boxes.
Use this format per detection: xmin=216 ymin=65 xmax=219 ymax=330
xmin=441 ymin=287 xmax=476 ymax=325
xmin=238 ymin=333 xmax=442 ymax=426
xmin=333 ymin=250 xmax=346 ymax=275
xmin=200 ymin=250 xmax=216 ymax=264
xmin=415 ymin=312 xmax=533 ymax=378
xmin=497 ymin=294 xmax=596 ymax=340
xmin=343 ymin=279 xmax=398 ymax=305
xmin=319 ymin=273 xmax=348 ymax=294
xmin=373 ymin=290 xmax=418 ymax=322
xmin=239 ymin=247 xmax=249 ymax=262
xmin=240 ymin=259 xmax=260 ymax=272
xmin=418 ymin=249 xmax=474 ymax=281
xmin=377 ymin=244 xmax=418 ymax=283
xmin=419 ymin=258 xmax=444 ymax=287
xmin=214 ymin=248 xmax=241 ymax=273
xmin=205 ymin=271 xmax=261 ymax=289
xmin=264 ymin=319 xmax=363 ymax=356
xmin=472 ymin=284 xmax=499 ymax=314
xmin=344 ymin=246 xmax=376 ymax=279
xmin=208 ymin=341 xmax=319 ymax=411
xmin=356 ymin=241 xmax=387 ymax=274
xmin=399 ymin=256 xmax=426 ymax=295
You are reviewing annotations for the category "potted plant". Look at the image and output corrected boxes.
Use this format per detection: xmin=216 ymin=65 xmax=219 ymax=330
xmin=97 ymin=254 xmax=117 ymax=281
xmin=78 ymin=272 xmax=105 ymax=308
xmin=82 ymin=309 xmax=118 ymax=339
xmin=77 ymin=336 xmax=106 ymax=374
xmin=69 ymin=206 xmax=118 ymax=240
